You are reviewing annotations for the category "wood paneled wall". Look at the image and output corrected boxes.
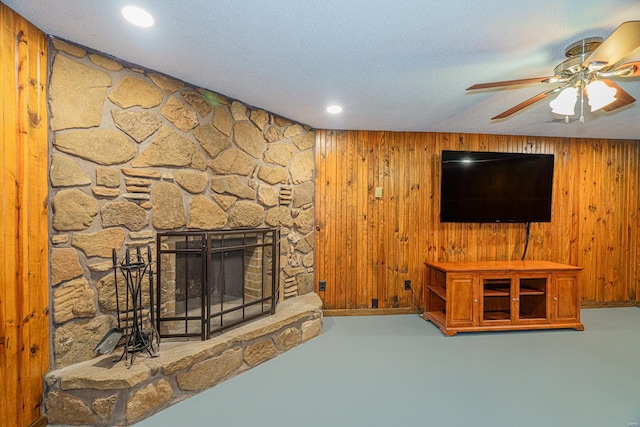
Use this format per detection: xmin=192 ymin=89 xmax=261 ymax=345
xmin=1 ymin=4 xmax=49 ymax=427
xmin=315 ymin=130 xmax=640 ymax=310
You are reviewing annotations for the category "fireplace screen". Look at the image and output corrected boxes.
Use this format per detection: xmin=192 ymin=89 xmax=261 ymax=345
xmin=156 ymin=228 xmax=280 ymax=340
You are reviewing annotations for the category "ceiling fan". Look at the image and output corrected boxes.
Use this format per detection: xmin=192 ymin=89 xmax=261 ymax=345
xmin=467 ymin=21 xmax=640 ymax=122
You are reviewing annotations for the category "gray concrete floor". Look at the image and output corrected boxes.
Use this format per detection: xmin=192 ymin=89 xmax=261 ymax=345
xmin=135 ymin=308 xmax=640 ymax=427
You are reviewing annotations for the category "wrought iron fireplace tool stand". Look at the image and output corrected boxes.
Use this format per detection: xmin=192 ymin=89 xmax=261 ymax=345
xmin=117 ymin=246 xmax=159 ymax=366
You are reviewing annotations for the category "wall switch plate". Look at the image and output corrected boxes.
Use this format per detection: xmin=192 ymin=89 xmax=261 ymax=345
xmin=374 ymin=187 xmax=383 ymax=198
xmin=319 ymin=280 xmax=326 ymax=292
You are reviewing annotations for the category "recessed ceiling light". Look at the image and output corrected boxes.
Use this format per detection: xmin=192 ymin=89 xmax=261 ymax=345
xmin=327 ymin=105 xmax=342 ymax=114
xmin=122 ymin=6 xmax=154 ymax=27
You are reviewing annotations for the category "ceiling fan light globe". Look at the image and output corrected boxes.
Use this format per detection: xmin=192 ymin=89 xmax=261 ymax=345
xmin=550 ymin=87 xmax=578 ymax=116
xmin=586 ymin=80 xmax=617 ymax=111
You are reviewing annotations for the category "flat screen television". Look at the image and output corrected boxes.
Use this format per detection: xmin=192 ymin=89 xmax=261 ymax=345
xmin=440 ymin=150 xmax=554 ymax=223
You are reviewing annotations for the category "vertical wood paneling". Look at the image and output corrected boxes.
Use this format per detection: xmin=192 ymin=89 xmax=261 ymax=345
xmin=334 ymin=130 xmax=345 ymax=308
xmin=370 ymin=131 xmax=382 ymax=307
xmin=316 ymin=130 xmax=640 ymax=310
xmin=355 ymin=131 xmax=367 ymax=307
xmin=0 ymin=5 xmax=49 ymax=427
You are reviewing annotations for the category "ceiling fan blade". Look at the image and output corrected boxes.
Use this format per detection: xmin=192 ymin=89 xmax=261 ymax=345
xmin=467 ymin=76 xmax=556 ymax=91
xmin=583 ymin=21 xmax=640 ymax=69
xmin=491 ymin=89 xmax=556 ymax=120
xmin=600 ymin=80 xmax=636 ymax=112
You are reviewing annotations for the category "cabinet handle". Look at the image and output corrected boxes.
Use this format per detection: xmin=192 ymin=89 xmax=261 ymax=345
xmin=473 ymin=299 xmax=478 ymax=303
xmin=513 ymin=298 xmax=519 ymax=302
xmin=553 ymin=297 xmax=558 ymax=301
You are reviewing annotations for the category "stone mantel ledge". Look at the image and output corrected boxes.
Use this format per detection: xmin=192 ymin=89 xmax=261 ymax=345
xmin=45 ymin=293 xmax=323 ymax=426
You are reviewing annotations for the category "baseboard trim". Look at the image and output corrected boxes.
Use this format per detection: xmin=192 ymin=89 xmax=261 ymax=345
xmin=581 ymin=301 xmax=637 ymax=308
xmin=323 ymin=307 xmax=420 ymax=317
xmin=325 ymin=303 xmax=640 ymax=316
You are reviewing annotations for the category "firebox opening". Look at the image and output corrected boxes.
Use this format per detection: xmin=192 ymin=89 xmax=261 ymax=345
xmin=157 ymin=228 xmax=280 ymax=340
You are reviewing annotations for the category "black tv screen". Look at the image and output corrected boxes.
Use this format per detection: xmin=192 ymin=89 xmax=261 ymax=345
xmin=440 ymin=150 xmax=554 ymax=223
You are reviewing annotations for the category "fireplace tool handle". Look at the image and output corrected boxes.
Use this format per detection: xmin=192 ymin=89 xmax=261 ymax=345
xmin=112 ymin=249 xmax=121 ymax=330
xmin=148 ymin=246 xmax=155 ymax=328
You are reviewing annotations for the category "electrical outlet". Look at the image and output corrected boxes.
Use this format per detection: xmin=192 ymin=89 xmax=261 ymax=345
xmin=319 ymin=280 xmax=326 ymax=292
xmin=372 ymin=298 xmax=378 ymax=308
xmin=404 ymin=280 xmax=411 ymax=290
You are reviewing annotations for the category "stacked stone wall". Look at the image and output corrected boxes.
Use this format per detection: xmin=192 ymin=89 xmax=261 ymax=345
xmin=48 ymin=38 xmax=315 ymax=368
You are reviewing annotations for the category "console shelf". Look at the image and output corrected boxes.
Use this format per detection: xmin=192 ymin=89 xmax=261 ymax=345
xmin=429 ymin=286 xmax=447 ymax=301
xmin=423 ymin=260 xmax=583 ymax=336
xmin=483 ymin=288 xmax=509 ymax=297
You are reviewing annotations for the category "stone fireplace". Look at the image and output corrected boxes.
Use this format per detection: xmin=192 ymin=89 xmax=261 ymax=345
xmin=44 ymin=37 xmax=320 ymax=426
xmin=48 ymin=37 xmax=316 ymax=369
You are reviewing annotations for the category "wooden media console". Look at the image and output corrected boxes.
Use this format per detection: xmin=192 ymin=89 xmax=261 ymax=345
xmin=423 ymin=260 xmax=583 ymax=336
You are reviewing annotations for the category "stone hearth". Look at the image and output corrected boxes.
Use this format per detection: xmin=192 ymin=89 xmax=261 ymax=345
xmin=44 ymin=293 xmax=322 ymax=426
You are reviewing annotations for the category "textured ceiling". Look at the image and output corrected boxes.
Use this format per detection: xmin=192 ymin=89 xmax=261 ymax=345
xmin=5 ymin=0 xmax=640 ymax=139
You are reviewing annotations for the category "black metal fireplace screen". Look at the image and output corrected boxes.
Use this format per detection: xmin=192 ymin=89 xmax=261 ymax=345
xmin=156 ymin=228 xmax=280 ymax=340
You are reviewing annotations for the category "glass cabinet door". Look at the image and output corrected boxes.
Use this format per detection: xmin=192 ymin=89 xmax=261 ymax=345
xmin=517 ymin=276 xmax=549 ymax=322
xmin=480 ymin=277 xmax=512 ymax=324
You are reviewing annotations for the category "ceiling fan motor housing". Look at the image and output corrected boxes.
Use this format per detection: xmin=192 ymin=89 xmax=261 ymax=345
xmin=555 ymin=37 xmax=604 ymax=78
